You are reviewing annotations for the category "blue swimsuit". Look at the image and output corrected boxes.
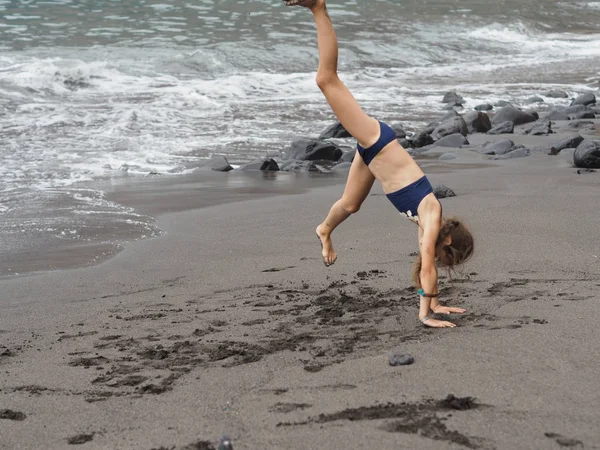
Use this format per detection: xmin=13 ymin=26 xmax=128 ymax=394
xmin=357 ymin=121 xmax=436 ymax=224
xmin=385 ymin=176 xmax=435 ymax=224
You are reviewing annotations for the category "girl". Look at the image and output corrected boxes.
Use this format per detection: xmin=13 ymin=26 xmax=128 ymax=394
xmin=285 ymin=0 xmax=474 ymax=328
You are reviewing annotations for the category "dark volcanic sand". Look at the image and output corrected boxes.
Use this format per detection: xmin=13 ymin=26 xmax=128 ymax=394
xmin=279 ymin=395 xmax=484 ymax=448
xmin=44 ymin=269 xmax=577 ymax=405
xmin=1 ymin=131 xmax=599 ymax=448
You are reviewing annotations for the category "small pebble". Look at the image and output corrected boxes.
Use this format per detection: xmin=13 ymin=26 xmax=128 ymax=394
xmin=388 ymin=350 xmax=414 ymax=366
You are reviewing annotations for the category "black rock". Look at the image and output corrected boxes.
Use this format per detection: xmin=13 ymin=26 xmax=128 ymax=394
xmin=492 ymin=105 xmax=537 ymax=126
xmin=462 ymin=111 xmax=492 ymax=134
xmin=210 ymin=156 xmax=234 ymax=172
xmin=433 ymin=184 xmax=456 ymax=198
xmin=260 ymin=159 xmax=280 ymax=171
xmin=209 ymin=156 xmax=234 ymax=172
xmin=495 ymin=145 xmax=530 ymax=160
xmin=283 ymin=139 xmax=343 ymax=161
xmin=572 ymin=111 xmax=596 ymax=120
xmin=432 ymin=116 xmax=468 ymax=140
xmin=388 ymin=350 xmax=415 ymax=366
xmin=411 ymin=130 xmax=434 ymax=148
xmin=440 ymin=109 xmax=461 ymax=121
xmin=487 ymin=121 xmax=514 ymax=135
xmin=549 ymin=135 xmax=584 ymax=155
xmin=443 ymin=103 xmax=463 ymax=111
xmin=475 ymin=103 xmax=494 ymax=111
xmin=529 ymin=111 xmax=540 ymax=120
xmin=398 ymin=138 xmax=413 ymax=148
xmin=319 ymin=121 xmax=352 ymax=139
xmin=571 ymin=92 xmax=596 ymax=106
xmin=422 ymin=123 xmax=438 ymax=134
xmin=237 ymin=158 xmax=280 ymax=171
xmin=390 ymin=124 xmax=407 ymax=139
xmin=565 ymin=104 xmax=587 ymax=115
xmin=192 ymin=156 xmax=233 ymax=172
xmin=442 ymin=91 xmax=464 ymax=106
xmin=574 ymin=139 xmax=600 ymax=169
xmin=544 ymin=109 xmax=570 ymax=121
xmin=280 ymin=159 xmax=335 ymax=173
xmin=525 ymin=120 xmax=553 ymax=136
xmin=434 ymin=133 xmax=469 ymax=147
xmin=526 ymin=96 xmax=545 ymax=104
xmin=569 ymin=120 xmax=595 ymax=129
xmin=481 ymin=139 xmax=515 ymax=155
xmin=545 ymin=90 xmax=568 ymax=99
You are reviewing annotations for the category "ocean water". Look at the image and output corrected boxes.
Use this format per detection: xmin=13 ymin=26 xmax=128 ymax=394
xmin=1 ymin=0 xmax=599 ymax=276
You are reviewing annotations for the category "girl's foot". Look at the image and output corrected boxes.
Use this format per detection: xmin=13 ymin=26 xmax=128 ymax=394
xmin=421 ymin=317 xmax=457 ymax=328
xmin=283 ymin=0 xmax=323 ymax=9
xmin=316 ymin=224 xmax=337 ymax=267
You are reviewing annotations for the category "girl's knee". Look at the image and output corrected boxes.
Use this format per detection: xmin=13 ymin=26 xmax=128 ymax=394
xmin=343 ymin=202 xmax=361 ymax=214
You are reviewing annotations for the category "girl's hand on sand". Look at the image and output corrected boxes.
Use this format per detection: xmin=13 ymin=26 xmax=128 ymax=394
xmin=422 ymin=318 xmax=456 ymax=328
xmin=432 ymin=305 xmax=466 ymax=315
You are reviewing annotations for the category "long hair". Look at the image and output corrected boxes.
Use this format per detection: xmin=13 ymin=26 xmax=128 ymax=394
xmin=412 ymin=217 xmax=474 ymax=289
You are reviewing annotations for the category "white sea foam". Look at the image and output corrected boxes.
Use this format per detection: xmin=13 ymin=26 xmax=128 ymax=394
xmin=465 ymin=22 xmax=600 ymax=57
xmin=559 ymin=1 xmax=600 ymax=10
xmin=1 ymin=9 xmax=599 ymax=199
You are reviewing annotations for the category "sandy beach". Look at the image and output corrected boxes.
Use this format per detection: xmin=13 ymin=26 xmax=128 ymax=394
xmin=1 ymin=120 xmax=599 ymax=449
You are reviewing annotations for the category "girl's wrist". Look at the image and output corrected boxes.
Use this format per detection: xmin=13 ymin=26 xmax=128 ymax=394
xmin=418 ymin=288 xmax=439 ymax=298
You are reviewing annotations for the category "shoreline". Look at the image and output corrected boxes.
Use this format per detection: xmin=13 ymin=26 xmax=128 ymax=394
xmin=1 ymin=92 xmax=598 ymax=280
xmin=0 ymin=170 xmax=348 ymax=280
xmin=0 ymin=147 xmax=500 ymax=281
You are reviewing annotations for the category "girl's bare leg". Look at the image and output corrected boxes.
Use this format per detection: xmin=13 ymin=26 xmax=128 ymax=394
xmin=292 ymin=0 xmax=380 ymax=146
xmin=286 ymin=0 xmax=379 ymax=265
xmin=316 ymin=152 xmax=375 ymax=265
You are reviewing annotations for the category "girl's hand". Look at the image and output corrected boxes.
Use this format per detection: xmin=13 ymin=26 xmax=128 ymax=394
xmin=421 ymin=318 xmax=456 ymax=328
xmin=432 ymin=305 xmax=466 ymax=315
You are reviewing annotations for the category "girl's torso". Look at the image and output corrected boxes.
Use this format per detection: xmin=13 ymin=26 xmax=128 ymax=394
xmin=364 ymin=139 xmax=441 ymax=229
xmin=367 ymin=140 xmax=425 ymax=194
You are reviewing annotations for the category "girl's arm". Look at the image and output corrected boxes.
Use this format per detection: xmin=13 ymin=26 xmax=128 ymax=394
xmin=418 ymin=224 xmax=456 ymax=328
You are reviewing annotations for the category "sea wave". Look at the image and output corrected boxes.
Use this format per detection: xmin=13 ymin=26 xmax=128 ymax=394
xmin=465 ymin=22 xmax=600 ymax=57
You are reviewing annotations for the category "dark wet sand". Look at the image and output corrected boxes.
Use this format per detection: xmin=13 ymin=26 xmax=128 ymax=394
xmin=0 ymin=170 xmax=349 ymax=279
xmin=1 ymin=122 xmax=599 ymax=449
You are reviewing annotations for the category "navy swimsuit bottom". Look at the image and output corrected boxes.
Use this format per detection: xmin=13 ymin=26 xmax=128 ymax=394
xmin=386 ymin=176 xmax=435 ymax=224
xmin=357 ymin=120 xmax=436 ymax=224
